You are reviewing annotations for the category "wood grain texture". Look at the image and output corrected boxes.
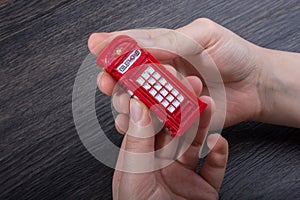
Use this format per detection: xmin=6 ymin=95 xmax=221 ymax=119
xmin=0 ymin=0 xmax=299 ymax=199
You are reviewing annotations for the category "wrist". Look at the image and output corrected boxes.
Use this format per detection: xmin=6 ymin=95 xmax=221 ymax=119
xmin=253 ymin=47 xmax=300 ymax=127
xmin=252 ymin=46 xmax=273 ymax=122
xmin=242 ymin=44 xmax=267 ymax=123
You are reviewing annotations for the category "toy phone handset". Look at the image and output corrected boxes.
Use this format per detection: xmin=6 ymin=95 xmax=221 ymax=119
xmin=96 ymin=35 xmax=207 ymax=137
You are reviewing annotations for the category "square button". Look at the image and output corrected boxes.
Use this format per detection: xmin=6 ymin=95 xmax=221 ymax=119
xmin=150 ymin=88 xmax=157 ymax=96
xmin=160 ymin=88 xmax=168 ymax=96
xmin=165 ymin=83 xmax=173 ymax=91
xmin=166 ymin=94 xmax=174 ymax=102
xmin=153 ymin=72 xmax=161 ymax=79
xmin=167 ymin=105 xmax=175 ymax=113
xmin=172 ymin=100 xmax=180 ymax=108
xmin=155 ymin=94 xmax=163 ymax=102
xmin=147 ymin=66 xmax=155 ymax=74
xmin=171 ymin=89 xmax=179 ymax=96
xmin=148 ymin=77 xmax=156 ymax=85
xmin=143 ymin=83 xmax=151 ymax=90
xmin=177 ymin=94 xmax=184 ymax=102
xmin=136 ymin=77 xmax=145 ymax=85
xmin=154 ymin=83 xmax=162 ymax=91
xmin=162 ymin=100 xmax=169 ymax=108
xmin=159 ymin=78 xmax=167 ymax=85
xmin=142 ymin=72 xmax=150 ymax=80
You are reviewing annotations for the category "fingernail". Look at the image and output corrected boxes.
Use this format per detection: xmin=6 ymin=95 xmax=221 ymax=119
xmin=97 ymin=72 xmax=104 ymax=90
xmin=115 ymin=117 xmax=127 ymax=133
xmin=207 ymin=134 xmax=220 ymax=150
xmin=138 ymin=39 xmax=154 ymax=47
xmin=130 ymin=99 xmax=143 ymax=123
xmin=88 ymin=33 xmax=98 ymax=51
xmin=112 ymin=92 xmax=121 ymax=110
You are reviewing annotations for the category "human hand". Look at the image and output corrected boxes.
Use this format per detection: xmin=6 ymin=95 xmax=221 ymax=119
xmin=88 ymin=18 xmax=264 ymax=128
xmin=88 ymin=26 xmax=229 ymax=199
xmin=113 ymin=95 xmax=228 ymax=200
xmin=95 ymin=62 xmax=228 ymax=199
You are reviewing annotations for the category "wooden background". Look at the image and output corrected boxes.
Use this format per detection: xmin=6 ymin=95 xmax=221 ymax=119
xmin=1 ymin=0 xmax=299 ymax=199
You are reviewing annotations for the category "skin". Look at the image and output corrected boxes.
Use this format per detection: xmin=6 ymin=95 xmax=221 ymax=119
xmin=255 ymin=48 xmax=300 ymax=127
xmin=112 ymin=97 xmax=228 ymax=200
xmin=88 ymin=18 xmax=300 ymax=199
xmin=89 ymin=18 xmax=300 ymax=128
xmin=89 ymin=18 xmax=263 ymax=127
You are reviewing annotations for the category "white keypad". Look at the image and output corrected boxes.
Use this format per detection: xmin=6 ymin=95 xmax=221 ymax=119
xmin=136 ymin=77 xmax=145 ymax=85
xmin=167 ymin=105 xmax=175 ymax=113
xmin=171 ymin=89 xmax=179 ymax=96
xmin=172 ymin=100 xmax=180 ymax=108
xmin=153 ymin=72 xmax=161 ymax=79
xmin=148 ymin=77 xmax=156 ymax=85
xmin=177 ymin=94 xmax=184 ymax=102
xmin=165 ymin=83 xmax=173 ymax=91
xmin=155 ymin=94 xmax=163 ymax=102
xmin=154 ymin=83 xmax=162 ymax=91
xmin=143 ymin=83 xmax=151 ymax=90
xmin=160 ymin=88 xmax=168 ymax=96
xmin=142 ymin=72 xmax=150 ymax=80
xmin=159 ymin=78 xmax=167 ymax=85
xmin=166 ymin=94 xmax=174 ymax=102
xmin=150 ymin=88 xmax=157 ymax=96
xmin=136 ymin=67 xmax=184 ymax=113
xmin=147 ymin=66 xmax=155 ymax=74
xmin=162 ymin=100 xmax=169 ymax=107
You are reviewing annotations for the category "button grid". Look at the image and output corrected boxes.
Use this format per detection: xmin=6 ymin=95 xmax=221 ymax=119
xmin=136 ymin=66 xmax=185 ymax=113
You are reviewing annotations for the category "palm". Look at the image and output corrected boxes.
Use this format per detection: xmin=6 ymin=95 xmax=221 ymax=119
xmin=162 ymin=24 xmax=262 ymax=127
xmin=113 ymin=154 xmax=221 ymax=200
xmin=88 ymin=18 xmax=262 ymax=126
xmin=87 ymin=18 xmax=235 ymax=199
xmin=111 ymin=96 xmax=227 ymax=200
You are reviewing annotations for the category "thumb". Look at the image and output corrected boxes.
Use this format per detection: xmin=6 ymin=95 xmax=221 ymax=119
xmin=138 ymin=29 xmax=203 ymax=61
xmin=138 ymin=18 xmax=222 ymax=59
xmin=120 ymin=99 xmax=155 ymax=173
xmin=125 ymin=98 xmax=154 ymax=153
xmin=88 ymin=18 xmax=223 ymax=59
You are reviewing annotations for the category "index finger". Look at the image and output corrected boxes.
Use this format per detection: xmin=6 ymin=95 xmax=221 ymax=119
xmin=97 ymin=71 xmax=117 ymax=96
xmin=89 ymin=29 xmax=201 ymax=61
xmin=88 ymin=18 xmax=223 ymax=60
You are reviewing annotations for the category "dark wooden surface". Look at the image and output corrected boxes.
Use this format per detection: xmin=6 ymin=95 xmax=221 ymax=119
xmin=1 ymin=0 xmax=299 ymax=199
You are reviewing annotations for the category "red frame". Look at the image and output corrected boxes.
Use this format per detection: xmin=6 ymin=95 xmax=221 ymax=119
xmin=96 ymin=35 xmax=207 ymax=137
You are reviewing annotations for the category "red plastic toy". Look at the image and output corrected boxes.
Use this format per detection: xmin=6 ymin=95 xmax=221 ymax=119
xmin=96 ymin=35 xmax=207 ymax=137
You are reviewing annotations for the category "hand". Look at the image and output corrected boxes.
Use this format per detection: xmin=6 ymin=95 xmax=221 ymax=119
xmin=94 ymin=62 xmax=228 ymax=199
xmin=113 ymin=95 xmax=228 ymax=200
xmin=88 ymin=18 xmax=264 ymax=127
xmin=88 ymin=24 xmax=229 ymax=199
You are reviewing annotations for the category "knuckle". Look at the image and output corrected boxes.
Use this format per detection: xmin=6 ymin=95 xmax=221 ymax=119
xmin=125 ymin=136 xmax=140 ymax=151
xmin=162 ymin=30 xmax=182 ymax=54
xmin=193 ymin=18 xmax=217 ymax=32
xmin=112 ymin=94 xmax=119 ymax=109
xmin=125 ymin=137 xmax=152 ymax=153
xmin=194 ymin=17 xmax=213 ymax=25
xmin=166 ymin=30 xmax=178 ymax=45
